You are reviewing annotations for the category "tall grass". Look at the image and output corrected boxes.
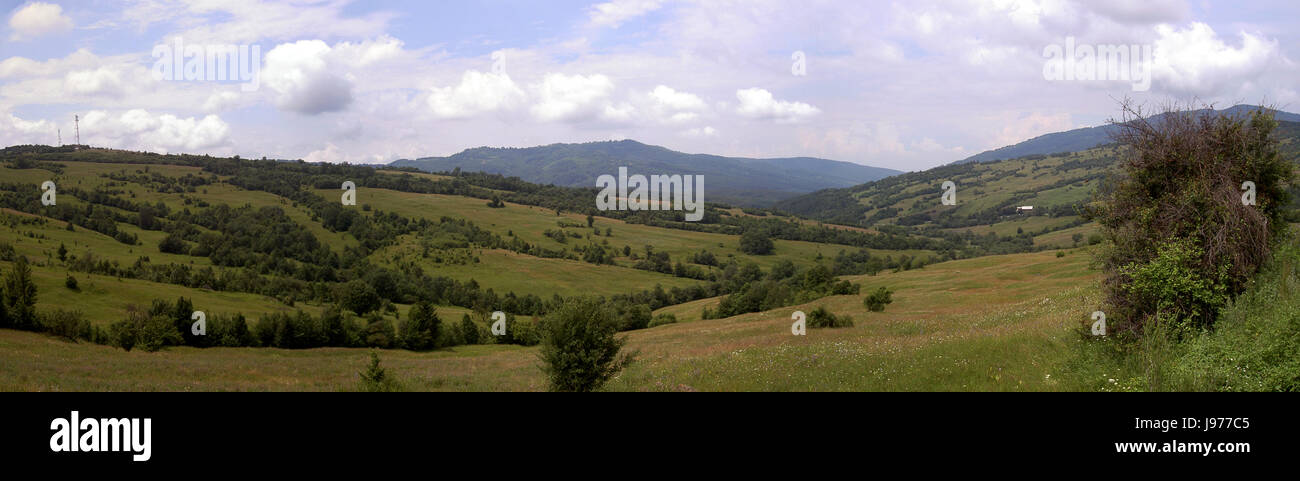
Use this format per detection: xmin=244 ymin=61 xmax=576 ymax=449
xmin=1065 ymin=232 xmax=1300 ymax=391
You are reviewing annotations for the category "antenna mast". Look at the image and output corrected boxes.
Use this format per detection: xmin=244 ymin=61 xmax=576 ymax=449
xmin=74 ymin=115 xmax=80 ymax=149
xmin=58 ymin=128 xmax=62 ymax=146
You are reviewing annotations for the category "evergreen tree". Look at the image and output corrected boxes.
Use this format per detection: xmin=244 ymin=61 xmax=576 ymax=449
xmin=460 ymin=314 xmax=479 ymax=345
xmin=3 ymin=256 xmax=38 ymax=330
xmin=399 ymin=301 xmax=440 ymax=350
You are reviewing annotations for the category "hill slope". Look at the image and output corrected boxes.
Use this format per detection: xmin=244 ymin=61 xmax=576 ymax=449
xmin=953 ymin=105 xmax=1300 ymax=165
xmin=390 ymin=139 xmax=901 ymax=207
xmin=0 ymin=246 xmax=1100 ymax=391
xmin=776 ymin=119 xmax=1300 ymax=242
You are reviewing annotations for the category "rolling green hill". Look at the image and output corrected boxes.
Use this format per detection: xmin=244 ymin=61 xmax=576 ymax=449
xmin=389 ymin=139 xmax=901 ymax=207
xmin=0 ymin=145 xmax=951 ymax=351
xmin=774 ymin=119 xmax=1300 ymax=250
xmin=2 ymin=120 xmax=1297 ymax=391
xmin=953 ymin=105 xmax=1300 ymax=165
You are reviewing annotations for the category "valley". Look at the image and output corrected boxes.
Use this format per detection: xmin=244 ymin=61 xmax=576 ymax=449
xmin=1 ymin=110 xmax=1297 ymax=392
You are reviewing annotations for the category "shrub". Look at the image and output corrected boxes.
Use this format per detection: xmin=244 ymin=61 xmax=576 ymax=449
xmin=64 ymin=274 xmax=78 ymax=290
xmin=830 ymin=280 xmax=859 ymax=295
xmin=538 ymin=298 xmax=634 ymax=392
xmin=1088 ymin=103 xmax=1292 ymax=336
xmin=864 ymin=286 xmax=893 ymax=312
xmin=807 ymin=306 xmax=853 ymax=328
xmin=1166 ymin=237 xmax=1300 ymax=391
xmin=41 ymin=309 xmax=92 ymax=341
xmin=357 ymin=351 xmax=403 ymax=392
xmin=648 ymin=313 xmax=677 ymax=328
xmin=502 ymin=316 xmax=541 ymax=346
xmin=1119 ymin=239 xmax=1230 ymax=333
xmin=158 ymin=233 xmax=189 ymax=254
xmin=739 ymin=228 xmax=774 ymax=255
xmin=110 ymin=306 xmax=182 ymax=352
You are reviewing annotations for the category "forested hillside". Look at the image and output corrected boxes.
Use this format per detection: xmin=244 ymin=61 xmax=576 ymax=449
xmin=390 ymin=139 xmax=901 ymax=206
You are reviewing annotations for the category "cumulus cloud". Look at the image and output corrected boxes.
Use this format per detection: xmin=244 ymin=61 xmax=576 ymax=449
xmin=8 ymin=2 xmax=74 ymax=41
xmin=76 ymin=109 xmax=230 ymax=152
xmin=202 ymin=91 xmax=243 ymax=113
xmin=530 ymin=73 xmax=616 ymax=122
xmin=1151 ymin=22 xmax=1280 ymax=97
xmin=427 ymin=70 xmax=526 ymax=119
xmin=734 ymin=88 xmax=820 ymax=123
xmin=647 ymin=85 xmax=706 ymax=123
xmin=304 ymin=142 xmax=344 ymax=163
xmin=63 ymin=67 xmax=126 ymax=98
xmin=329 ymin=35 xmax=408 ymax=68
xmin=262 ymin=40 xmax=354 ymax=115
xmin=589 ymin=0 xmax=663 ymax=28
xmin=0 ymin=49 xmax=112 ymax=80
xmin=0 ymin=110 xmax=56 ymax=145
xmin=602 ymin=102 xmax=636 ymax=123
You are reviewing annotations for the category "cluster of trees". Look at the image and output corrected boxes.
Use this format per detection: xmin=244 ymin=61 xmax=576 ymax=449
xmin=0 ymin=183 xmax=138 ymax=245
xmin=99 ymin=297 xmax=539 ymax=352
xmin=704 ymin=262 xmax=859 ymax=319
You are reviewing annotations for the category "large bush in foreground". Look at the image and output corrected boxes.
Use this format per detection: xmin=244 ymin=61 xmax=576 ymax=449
xmin=1089 ymin=103 xmax=1292 ymax=336
xmin=538 ymin=298 xmax=633 ymax=392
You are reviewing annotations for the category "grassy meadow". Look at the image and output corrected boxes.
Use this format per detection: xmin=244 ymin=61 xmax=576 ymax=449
xmin=0 ymin=246 xmax=1107 ymax=391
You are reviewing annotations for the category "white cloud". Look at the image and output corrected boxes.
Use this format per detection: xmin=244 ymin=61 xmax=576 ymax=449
xmin=647 ymin=85 xmax=707 ymax=123
xmin=77 ymin=109 xmax=230 ymax=152
xmin=734 ymin=88 xmax=820 ymax=123
xmin=330 ymin=35 xmax=408 ymax=68
xmin=530 ymin=73 xmax=616 ymax=122
xmin=8 ymin=2 xmax=73 ymax=41
xmin=1151 ymin=22 xmax=1280 ymax=96
xmin=589 ymin=0 xmax=663 ymax=28
xmin=304 ymin=142 xmax=345 ymax=163
xmin=202 ymin=91 xmax=243 ymax=113
xmin=0 ymin=110 xmax=56 ymax=146
xmin=63 ymin=67 xmax=126 ymax=98
xmin=262 ymin=40 xmax=354 ymax=115
xmin=649 ymin=85 xmax=706 ymax=110
xmin=603 ymin=102 xmax=637 ymax=122
xmin=0 ymin=49 xmax=113 ymax=80
xmin=427 ymin=70 xmax=526 ymax=119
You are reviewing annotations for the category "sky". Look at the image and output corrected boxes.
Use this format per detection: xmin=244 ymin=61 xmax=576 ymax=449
xmin=0 ymin=0 xmax=1296 ymax=172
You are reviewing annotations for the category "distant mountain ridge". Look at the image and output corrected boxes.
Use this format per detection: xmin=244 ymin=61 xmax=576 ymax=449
xmin=953 ymin=105 xmax=1300 ymax=165
xmin=389 ymin=139 xmax=900 ymax=207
